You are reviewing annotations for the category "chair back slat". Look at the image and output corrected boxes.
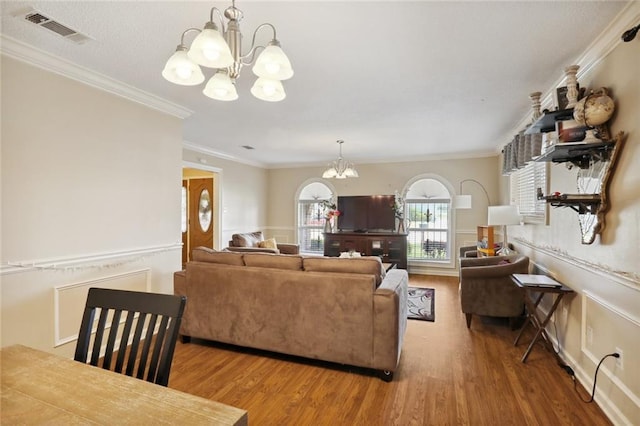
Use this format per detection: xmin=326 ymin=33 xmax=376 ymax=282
xmin=90 ymin=309 xmax=109 ymax=366
xmin=74 ymin=288 xmax=186 ymax=387
xmin=146 ymin=316 xmax=170 ymax=383
xmin=102 ymin=310 xmax=122 ymax=369
xmin=126 ymin=312 xmax=147 ymax=377
xmin=114 ymin=312 xmax=135 ymax=374
xmin=136 ymin=314 xmax=158 ymax=380
xmin=156 ymin=317 xmax=179 ymax=385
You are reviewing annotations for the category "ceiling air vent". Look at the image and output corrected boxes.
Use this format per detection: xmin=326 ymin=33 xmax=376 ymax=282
xmin=16 ymin=8 xmax=92 ymax=44
xmin=241 ymin=145 xmax=255 ymax=150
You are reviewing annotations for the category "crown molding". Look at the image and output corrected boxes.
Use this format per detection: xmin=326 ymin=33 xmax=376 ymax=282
xmin=503 ymin=1 xmax=640 ymax=147
xmin=0 ymin=35 xmax=193 ymax=119
xmin=182 ymin=140 xmax=267 ymax=169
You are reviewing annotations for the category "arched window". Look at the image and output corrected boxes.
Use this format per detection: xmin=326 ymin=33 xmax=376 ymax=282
xmin=403 ymin=176 xmax=454 ymax=263
xmin=296 ymin=181 xmax=334 ymax=254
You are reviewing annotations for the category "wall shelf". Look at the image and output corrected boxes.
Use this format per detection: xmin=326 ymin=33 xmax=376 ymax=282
xmin=534 ymin=141 xmax=616 ymax=169
xmin=525 ymin=108 xmax=575 ymax=134
xmin=534 ymin=131 xmax=624 ymax=244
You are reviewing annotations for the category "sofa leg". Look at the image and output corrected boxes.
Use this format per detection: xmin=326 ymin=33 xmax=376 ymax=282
xmin=465 ymin=314 xmax=472 ymax=329
xmin=378 ymin=370 xmax=394 ymax=382
xmin=180 ymin=335 xmax=191 ymax=344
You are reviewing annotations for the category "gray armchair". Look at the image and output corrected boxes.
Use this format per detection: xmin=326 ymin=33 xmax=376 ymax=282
xmin=459 ymin=255 xmax=529 ymax=329
xmin=226 ymin=231 xmax=299 ymax=255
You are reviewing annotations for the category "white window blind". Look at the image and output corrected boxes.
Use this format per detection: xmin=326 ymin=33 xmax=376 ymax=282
xmin=510 ymin=161 xmax=548 ymax=224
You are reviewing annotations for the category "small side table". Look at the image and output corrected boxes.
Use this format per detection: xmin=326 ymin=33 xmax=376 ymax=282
xmin=511 ymin=274 xmax=574 ymax=363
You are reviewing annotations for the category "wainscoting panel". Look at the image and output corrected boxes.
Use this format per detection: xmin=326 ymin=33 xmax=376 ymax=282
xmin=581 ymin=291 xmax=640 ymax=410
xmin=53 ymin=268 xmax=151 ymax=347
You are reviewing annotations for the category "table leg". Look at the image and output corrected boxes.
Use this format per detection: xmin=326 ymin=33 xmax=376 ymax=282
xmin=521 ymin=293 xmax=566 ymax=363
xmin=514 ymin=292 xmax=544 ymax=346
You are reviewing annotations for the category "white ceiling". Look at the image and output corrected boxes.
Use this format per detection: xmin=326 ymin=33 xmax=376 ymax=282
xmin=0 ymin=1 xmax=629 ymax=168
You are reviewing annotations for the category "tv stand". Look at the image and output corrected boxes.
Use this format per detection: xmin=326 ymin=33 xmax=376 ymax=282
xmin=323 ymin=232 xmax=408 ymax=269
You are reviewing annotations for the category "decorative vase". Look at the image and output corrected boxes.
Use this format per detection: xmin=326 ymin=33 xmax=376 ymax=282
xmin=397 ymin=218 xmax=405 ymax=233
xmin=324 ymin=219 xmax=332 ymax=233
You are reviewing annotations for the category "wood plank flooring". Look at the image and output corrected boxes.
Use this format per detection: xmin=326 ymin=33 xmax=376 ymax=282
xmin=169 ymin=275 xmax=611 ymax=425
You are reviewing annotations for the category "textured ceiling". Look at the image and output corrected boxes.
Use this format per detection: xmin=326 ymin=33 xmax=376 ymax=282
xmin=0 ymin=1 xmax=629 ymax=168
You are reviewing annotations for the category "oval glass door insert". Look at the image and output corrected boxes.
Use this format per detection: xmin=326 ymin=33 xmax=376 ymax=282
xmin=198 ymin=189 xmax=212 ymax=232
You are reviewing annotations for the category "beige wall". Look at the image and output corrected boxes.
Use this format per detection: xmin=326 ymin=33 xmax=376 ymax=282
xmin=506 ymin=40 xmax=640 ymax=424
xmin=267 ymin=156 xmax=499 ymax=273
xmin=1 ymin=57 xmax=183 ymax=357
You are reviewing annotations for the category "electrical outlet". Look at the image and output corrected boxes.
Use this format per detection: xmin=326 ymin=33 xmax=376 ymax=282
xmin=615 ymin=347 xmax=624 ymax=370
xmin=586 ymin=326 xmax=594 ymax=347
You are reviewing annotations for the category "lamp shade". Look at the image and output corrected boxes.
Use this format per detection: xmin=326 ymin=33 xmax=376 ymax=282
xmin=251 ymin=77 xmax=286 ymax=102
xmin=187 ymin=25 xmax=234 ymax=68
xmin=453 ymin=195 xmax=472 ymax=209
xmin=202 ymin=72 xmax=238 ymax=101
xmin=162 ymin=48 xmax=205 ymax=86
xmin=322 ymin=167 xmax=337 ymax=179
xmin=487 ymin=205 xmax=521 ymax=226
xmin=252 ymin=44 xmax=294 ymax=80
xmin=343 ymin=166 xmax=359 ymax=178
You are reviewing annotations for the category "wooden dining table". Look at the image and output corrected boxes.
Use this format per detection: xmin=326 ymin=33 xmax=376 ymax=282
xmin=1 ymin=344 xmax=248 ymax=425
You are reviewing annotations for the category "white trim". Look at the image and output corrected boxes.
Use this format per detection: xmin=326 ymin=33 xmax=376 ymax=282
xmin=548 ymin=333 xmax=636 ymax=426
xmin=513 ymin=238 xmax=640 ymax=290
xmin=183 ymin=140 xmax=267 ymax=168
xmin=1 ymin=243 xmax=182 ymax=275
xmin=502 ymin=1 xmax=640 ymax=149
xmin=579 ymin=291 xmax=640 ymax=423
xmin=53 ymin=268 xmax=151 ymax=347
xmin=0 ymin=35 xmax=192 ymax=119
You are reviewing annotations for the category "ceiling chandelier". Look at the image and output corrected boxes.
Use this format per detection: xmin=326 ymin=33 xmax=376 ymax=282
xmin=162 ymin=1 xmax=293 ymax=102
xmin=322 ymin=140 xmax=359 ymax=179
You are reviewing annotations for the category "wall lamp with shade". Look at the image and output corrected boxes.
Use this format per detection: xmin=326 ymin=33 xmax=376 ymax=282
xmin=162 ymin=1 xmax=294 ymax=102
xmin=487 ymin=205 xmax=521 ymax=255
xmin=453 ymin=179 xmax=491 ymax=209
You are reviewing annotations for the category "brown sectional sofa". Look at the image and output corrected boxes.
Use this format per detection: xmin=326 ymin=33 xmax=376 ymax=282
xmin=173 ymin=247 xmax=409 ymax=380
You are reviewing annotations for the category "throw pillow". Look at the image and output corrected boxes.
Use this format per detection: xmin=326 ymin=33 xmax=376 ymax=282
xmin=232 ymin=231 xmax=263 ymax=247
xmin=258 ymin=238 xmax=278 ymax=249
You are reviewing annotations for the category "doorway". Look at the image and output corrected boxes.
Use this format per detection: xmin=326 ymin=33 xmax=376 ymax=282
xmin=182 ymin=167 xmax=216 ymax=267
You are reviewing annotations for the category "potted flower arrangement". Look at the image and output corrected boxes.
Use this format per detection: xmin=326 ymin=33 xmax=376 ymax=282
xmin=392 ymin=191 xmax=405 ymax=233
xmin=321 ymin=200 xmax=340 ymax=233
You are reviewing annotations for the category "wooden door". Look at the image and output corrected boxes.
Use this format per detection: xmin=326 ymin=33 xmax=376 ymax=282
xmin=187 ymin=178 xmax=214 ymax=261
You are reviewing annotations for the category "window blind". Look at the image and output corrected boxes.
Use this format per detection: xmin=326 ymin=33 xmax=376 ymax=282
xmin=510 ymin=161 xmax=548 ymax=224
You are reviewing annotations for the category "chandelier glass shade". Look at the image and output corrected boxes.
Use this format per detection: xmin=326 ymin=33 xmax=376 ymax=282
xmin=162 ymin=1 xmax=293 ymax=101
xmin=322 ymin=140 xmax=359 ymax=179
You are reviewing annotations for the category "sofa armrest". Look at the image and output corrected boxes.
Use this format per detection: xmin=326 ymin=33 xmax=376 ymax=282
xmin=225 ymin=246 xmax=280 ymax=254
xmin=276 ymin=243 xmax=300 ymax=255
xmin=372 ymin=269 xmax=409 ymax=372
xmin=173 ymin=270 xmax=189 ymax=335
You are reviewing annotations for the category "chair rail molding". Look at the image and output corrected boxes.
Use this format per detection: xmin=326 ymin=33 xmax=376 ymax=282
xmin=1 ymin=243 xmax=182 ymax=275
xmin=513 ymin=237 xmax=639 ymax=289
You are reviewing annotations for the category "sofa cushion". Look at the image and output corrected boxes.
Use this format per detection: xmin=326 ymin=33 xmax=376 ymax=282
xmin=192 ymin=247 xmax=244 ymax=266
xmin=232 ymin=231 xmax=263 ymax=247
xmin=258 ymin=238 xmax=278 ymax=249
xmin=243 ymin=253 xmax=303 ymax=270
xmin=303 ymin=256 xmax=386 ymax=286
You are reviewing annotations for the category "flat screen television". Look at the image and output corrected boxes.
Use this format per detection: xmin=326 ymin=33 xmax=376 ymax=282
xmin=337 ymin=195 xmax=396 ymax=232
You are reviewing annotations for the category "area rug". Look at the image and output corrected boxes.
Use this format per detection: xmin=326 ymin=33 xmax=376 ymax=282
xmin=407 ymin=287 xmax=435 ymax=322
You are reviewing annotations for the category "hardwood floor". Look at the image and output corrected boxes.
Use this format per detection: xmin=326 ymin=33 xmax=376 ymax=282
xmin=169 ymin=275 xmax=611 ymax=425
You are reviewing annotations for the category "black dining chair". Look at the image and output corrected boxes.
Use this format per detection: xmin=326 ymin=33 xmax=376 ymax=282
xmin=74 ymin=287 xmax=186 ymax=386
